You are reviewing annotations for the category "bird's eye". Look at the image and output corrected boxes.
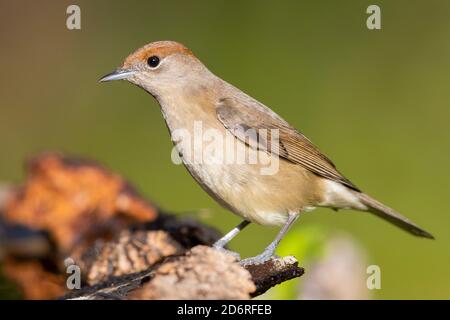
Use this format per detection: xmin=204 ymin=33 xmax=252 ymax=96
xmin=147 ymin=56 xmax=160 ymax=68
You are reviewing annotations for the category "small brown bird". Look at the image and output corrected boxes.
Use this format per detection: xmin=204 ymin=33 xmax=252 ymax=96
xmin=100 ymin=41 xmax=433 ymax=264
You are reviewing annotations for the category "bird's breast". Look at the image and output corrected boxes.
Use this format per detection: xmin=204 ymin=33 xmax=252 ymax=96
xmin=158 ymin=98 xmax=324 ymax=226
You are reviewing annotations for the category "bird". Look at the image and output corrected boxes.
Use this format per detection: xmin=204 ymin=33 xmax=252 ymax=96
xmin=100 ymin=41 xmax=433 ymax=265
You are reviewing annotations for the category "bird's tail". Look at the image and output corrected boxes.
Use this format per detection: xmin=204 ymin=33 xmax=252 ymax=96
xmin=358 ymin=193 xmax=434 ymax=239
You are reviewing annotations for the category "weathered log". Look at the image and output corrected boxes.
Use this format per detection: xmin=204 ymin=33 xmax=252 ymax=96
xmin=63 ymin=245 xmax=303 ymax=300
xmin=0 ymin=153 xmax=304 ymax=300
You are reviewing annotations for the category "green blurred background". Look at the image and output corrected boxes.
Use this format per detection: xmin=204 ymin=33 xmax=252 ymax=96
xmin=1 ymin=0 xmax=449 ymax=299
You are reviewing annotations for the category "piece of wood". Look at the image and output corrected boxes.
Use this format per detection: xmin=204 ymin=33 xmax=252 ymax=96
xmin=0 ymin=153 xmax=305 ymax=300
xmin=63 ymin=246 xmax=303 ymax=300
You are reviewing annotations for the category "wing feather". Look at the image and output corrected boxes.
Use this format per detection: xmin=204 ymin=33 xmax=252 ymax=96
xmin=216 ymin=97 xmax=359 ymax=191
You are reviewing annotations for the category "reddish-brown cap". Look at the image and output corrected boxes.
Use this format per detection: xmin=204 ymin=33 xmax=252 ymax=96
xmin=122 ymin=41 xmax=195 ymax=68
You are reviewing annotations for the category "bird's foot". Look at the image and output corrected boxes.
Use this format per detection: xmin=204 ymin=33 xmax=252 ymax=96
xmin=212 ymin=246 xmax=241 ymax=261
xmin=239 ymin=251 xmax=279 ymax=266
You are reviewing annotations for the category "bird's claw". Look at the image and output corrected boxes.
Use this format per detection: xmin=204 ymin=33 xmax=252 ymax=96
xmin=239 ymin=253 xmax=279 ymax=266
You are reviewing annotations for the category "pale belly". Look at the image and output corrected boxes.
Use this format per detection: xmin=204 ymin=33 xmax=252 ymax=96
xmin=177 ymin=137 xmax=323 ymax=226
xmin=160 ymin=99 xmax=324 ymax=226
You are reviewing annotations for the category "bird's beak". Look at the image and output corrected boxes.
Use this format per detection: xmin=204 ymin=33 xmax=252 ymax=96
xmin=99 ymin=69 xmax=136 ymax=82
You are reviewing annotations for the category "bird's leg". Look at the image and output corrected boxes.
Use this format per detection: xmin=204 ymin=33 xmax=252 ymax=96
xmin=213 ymin=220 xmax=250 ymax=248
xmin=213 ymin=220 xmax=250 ymax=260
xmin=240 ymin=212 xmax=299 ymax=266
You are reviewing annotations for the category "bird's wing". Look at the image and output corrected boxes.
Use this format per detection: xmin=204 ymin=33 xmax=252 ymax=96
xmin=216 ymin=96 xmax=359 ymax=191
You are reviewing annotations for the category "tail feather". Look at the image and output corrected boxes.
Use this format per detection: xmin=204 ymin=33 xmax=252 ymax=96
xmin=358 ymin=193 xmax=434 ymax=239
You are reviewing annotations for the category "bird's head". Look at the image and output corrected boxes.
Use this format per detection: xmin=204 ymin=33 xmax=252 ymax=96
xmin=100 ymin=41 xmax=212 ymax=97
